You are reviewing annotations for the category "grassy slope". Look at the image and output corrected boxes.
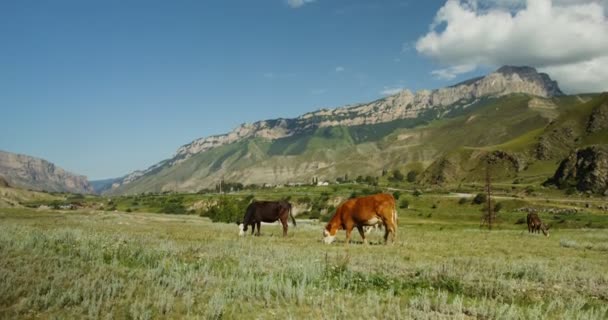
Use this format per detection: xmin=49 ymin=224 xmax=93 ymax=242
xmin=0 ymin=186 xmax=63 ymax=208
xmin=1 ymin=207 xmax=607 ymax=319
xmin=422 ymin=93 xmax=608 ymax=186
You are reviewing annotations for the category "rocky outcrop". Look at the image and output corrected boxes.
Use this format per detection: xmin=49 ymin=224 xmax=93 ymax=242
xmin=174 ymin=66 xmax=564 ymax=163
xmin=0 ymin=176 xmax=9 ymax=188
xmin=587 ymin=100 xmax=608 ymax=133
xmin=550 ymin=145 xmax=608 ymax=194
xmin=0 ymin=150 xmax=93 ymax=194
xmin=421 ymin=158 xmax=461 ymax=185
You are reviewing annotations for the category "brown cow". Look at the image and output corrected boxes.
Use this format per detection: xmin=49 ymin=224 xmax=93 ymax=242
xmin=323 ymin=193 xmax=397 ymax=245
xmin=527 ymin=212 xmax=549 ymax=236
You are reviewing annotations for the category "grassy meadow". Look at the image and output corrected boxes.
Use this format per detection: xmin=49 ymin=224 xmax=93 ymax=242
xmin=1 ymin=191 xmax=608 ymax=319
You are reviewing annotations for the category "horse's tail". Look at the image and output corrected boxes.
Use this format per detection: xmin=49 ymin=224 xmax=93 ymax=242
xmin=289 ymin=204 xmax=296 ymax=227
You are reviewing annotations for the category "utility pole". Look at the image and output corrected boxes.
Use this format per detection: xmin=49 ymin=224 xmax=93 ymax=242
xmin=481 ymin=159 xmax=495 ymax=230
xmin=486 ymin=163 xmax=493 ymax=230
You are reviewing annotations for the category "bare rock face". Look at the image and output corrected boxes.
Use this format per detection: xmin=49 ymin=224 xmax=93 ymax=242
xmin=587 ymin=99 xmax=608 ymax=133
xmin=173 ymin=66 xmax=564 ymax=162
xmin=0 ymin=176 xmax=9 ymax=188
xmin=0 ymin=151 xmax=93 ymax=194
xmin=551 ymin=145 xmax=608 ymax=194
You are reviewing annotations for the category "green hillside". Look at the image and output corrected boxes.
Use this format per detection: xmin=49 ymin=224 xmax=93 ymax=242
xmin=422 ymin=93 xmax=608 ymax=186
xmin=110 ymin=93 xmax=607 ymax=195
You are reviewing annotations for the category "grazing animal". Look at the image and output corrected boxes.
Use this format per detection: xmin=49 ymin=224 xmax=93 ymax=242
xmin=238 ymin=201 xmax=295 ymax=237
xmin=527 ymin=212 xmax=549 ymax=236
xmin=323 ymin=193 xmax=397 ymax=245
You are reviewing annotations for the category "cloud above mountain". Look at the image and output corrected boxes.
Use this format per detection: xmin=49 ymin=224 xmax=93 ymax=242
xmin=416 ymin=0 xmax=608 ymax=93
xmin=287 ymin=0 xmax=316 ymax=8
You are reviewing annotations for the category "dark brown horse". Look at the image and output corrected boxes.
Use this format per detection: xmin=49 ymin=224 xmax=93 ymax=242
xmin=238 ymin=201 xmax=295 ymax=236
xmin=527 ymin=212 xmax=549 ymax=236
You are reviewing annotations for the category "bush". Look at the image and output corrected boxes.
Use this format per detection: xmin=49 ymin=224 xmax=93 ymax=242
xmin=392 ymin=191 xmax=401 ymax=200
xmin=412 ymin=189 xmax=422 ymax=197
xmin=160 ymin=203 xmax=187 ymax=214
xmin=202 ymin=197 xmax=250 ymax=223
xmin=320 ymin=213 xmax=333 ymax=223
xmin=407 ymin=170 xmax=418 ymax=183
xmin=472 ymin=193 xmax=487 ymax=205
xmin=525 ymin=186 xmax=535 ymax=195
xmin=458 ymin=198 xmax=468 ymax=205
xmin=391 ymin=170 xmax=404 ymax=182
xmin=399 ymin=199 xmax=409 ymax=209
xmin=494 ymin=202 xmax=503 ymax=213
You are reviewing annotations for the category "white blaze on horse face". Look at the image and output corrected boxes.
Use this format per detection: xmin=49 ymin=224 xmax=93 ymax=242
xmin=238 ymin=223 xmax=245 ymax=236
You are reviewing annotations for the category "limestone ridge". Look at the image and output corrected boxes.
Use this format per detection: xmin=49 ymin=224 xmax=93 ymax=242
xmin=0 ymin=150 xmax=93 ymax=194
xmin=174 ymin=66 xmax=563 ymax=162
xmin=109 ymin=65 xmax=564 ymax=191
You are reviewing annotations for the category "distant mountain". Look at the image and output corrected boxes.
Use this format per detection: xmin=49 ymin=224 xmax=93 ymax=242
xmin=89 ymin=177 xmax=122 ymax=194
xmin=0 ymin=150 xmax=93 ymax=194
xmin=106 ymin=66 xmax=600 ymax=195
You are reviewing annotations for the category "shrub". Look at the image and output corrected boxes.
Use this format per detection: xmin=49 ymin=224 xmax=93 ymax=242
xmin=202 ymin=197 xmax=249 ymax=223
xmin=525 ymin=186 xmax=535 ymax=195
xmin=160 ymin=203 xmax=187 ymax=215
xmin=458 ymin=198 xmax=468 ymax=205
xmin=391 ymin=169 xmax=404 ymax=182
xmin=494 ymin=202 xmax=503 ymax=213
xmin=392 ymin=191 xmax=402 ymax=200
xmin=472 ymin=193 xmax=487 ymax=205
xmin=400 ymin=199 xmax=410 ymax=209
xmin=407 ymin=170 xmax=418 ymax=183
xmin=412 ymin=189 xmax=422 ymax=197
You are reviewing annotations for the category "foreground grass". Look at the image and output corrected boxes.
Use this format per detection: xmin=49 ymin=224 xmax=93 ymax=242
xmin=1 ymin=209 xmax=607 ymax=319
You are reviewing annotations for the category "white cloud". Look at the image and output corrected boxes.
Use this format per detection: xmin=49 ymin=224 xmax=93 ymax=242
xmin=380 ymin=87 xmax=404 ymax=95
xmin=287 ymin=0 xmax=316 ymax=8
xmin=416 ymin=0 xmax=608 ymax=93
xmin=431 ymin=64 xmax=476 ymax=80
xmin=335 ymin=66 xmax=345 ymax=72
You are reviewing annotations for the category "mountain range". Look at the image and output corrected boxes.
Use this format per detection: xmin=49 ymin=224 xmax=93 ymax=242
xmin=98 ymin=66 xmax=606 ymax=195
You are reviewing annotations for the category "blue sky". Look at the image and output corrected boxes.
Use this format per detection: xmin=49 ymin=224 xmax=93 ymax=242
xmin=1 ymin=0 xmax=606 ymax=179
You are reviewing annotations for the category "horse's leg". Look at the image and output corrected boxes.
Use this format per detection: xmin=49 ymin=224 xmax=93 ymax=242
xmin=256 ymin=221 xmax=261 ymax=236
xmin=356 ymin=225 xmax=367 ymax=245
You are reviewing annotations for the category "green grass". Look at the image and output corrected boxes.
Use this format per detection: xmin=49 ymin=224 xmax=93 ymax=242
xmin=1 ymin=192 xmax=608 ymax=319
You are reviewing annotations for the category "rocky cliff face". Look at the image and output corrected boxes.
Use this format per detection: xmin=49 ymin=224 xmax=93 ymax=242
xmin=174 ymin=66 xmax=563 ymax=162
xmin=550 ymin=145 xmax=608 ymax=194
xmin=0 ymin=150 xmax=93 ymax=194
xmin=587 ymin=99 xmax=608 ymax=133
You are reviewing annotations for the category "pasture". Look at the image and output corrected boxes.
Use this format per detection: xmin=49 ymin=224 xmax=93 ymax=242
xmin=1 ymin=207 xmax=607 ymax=319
